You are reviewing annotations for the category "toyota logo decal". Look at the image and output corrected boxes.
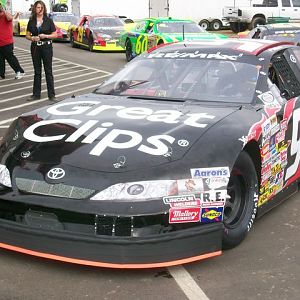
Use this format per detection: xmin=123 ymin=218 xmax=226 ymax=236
xmin=47 ymin=168 xmax=65 ymax=180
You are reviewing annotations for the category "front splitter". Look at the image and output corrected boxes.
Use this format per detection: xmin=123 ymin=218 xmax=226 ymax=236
xmin=0 ymin=219 xmax=223 ymax=269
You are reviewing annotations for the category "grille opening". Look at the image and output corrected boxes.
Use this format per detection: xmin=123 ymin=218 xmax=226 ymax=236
xmin=0 ymin=199 xmax=199 ymax=237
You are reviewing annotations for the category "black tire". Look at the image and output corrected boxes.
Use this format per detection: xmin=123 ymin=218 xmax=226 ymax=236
xmin=211 ymin=19 xmax=222 ymax=31
xmin=230 ymin=22 xmax=248 ymax=33
xmin=157 ymin=40 xmax=164 ymax=45
xmin=222 ymin=151 xmax=258 ymax=249
xmin=17 ymin=24 xmax=21 ymax=36
xmin=125 ymin=39 xmax=133 ymax=62
xmin=89 ymin=37 xmax=94 ymax=52
xmin=199 ymin=19 xmax=210 ymax=31
xmin=250 ymin=16 xmax=266 ymax=30
xmin=70 ymin=32 xmax=77 ymax=48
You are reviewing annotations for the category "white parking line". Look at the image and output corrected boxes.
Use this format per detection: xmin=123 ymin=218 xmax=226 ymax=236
xmin=0 ymin=73 xmax=109 ymax=104
xmin=0 ymin=82 xmax=103 ymax=113
xmin=168 ymin=266 xmax=210 ymax=300
xmin=0 ymin=70 xmax=102 ymax=96
xmin=0 ymin=117 xmax=16 ymax=125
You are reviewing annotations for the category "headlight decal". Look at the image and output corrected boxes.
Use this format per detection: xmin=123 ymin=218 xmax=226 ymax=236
xmin=0 ymin=164 xmax=12 ymax=188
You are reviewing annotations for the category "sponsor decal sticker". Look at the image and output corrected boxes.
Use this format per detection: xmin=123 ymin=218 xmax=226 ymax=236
xmin=169 ymin=207 xmax=200 ymax=223
xmin=163 ymin=194 xmax=200 ymax=208
xmin=201 ymin=207 xmax=223 ymax=223
xmin=191 ymin=167 xmax=230 ymax=179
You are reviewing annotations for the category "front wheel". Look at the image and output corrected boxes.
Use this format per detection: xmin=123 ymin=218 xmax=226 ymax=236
xmin=222 ymin=151 xmax=258 ymax=249
xmin=70 ymin=32 xmax=77 ymax=48
xmin=250 ymin=16 xmax=266 ymax=29
xmin=89 ymin=37 xmax=94 ymax=52
xmin=125 ymin=39 xmax=133 ymax=62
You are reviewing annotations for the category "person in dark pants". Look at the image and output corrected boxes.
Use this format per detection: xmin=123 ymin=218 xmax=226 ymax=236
xmin=25 ymin=1 xmax=57 ymax=101
xmin=0 ymin=2 xmax=25 ymax=80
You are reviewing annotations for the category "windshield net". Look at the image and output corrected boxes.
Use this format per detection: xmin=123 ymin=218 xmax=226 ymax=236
xmin=91 ymin=17 xmax=124 ymax=27
xmin=95 ymin=57 xmax=259 ymax=103
xmin=156 ymin=21 xmax=204 ymax=33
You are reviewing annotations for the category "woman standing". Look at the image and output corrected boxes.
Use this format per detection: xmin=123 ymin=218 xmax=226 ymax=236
xmin=26 ymin=1 xmax=57 ymax=102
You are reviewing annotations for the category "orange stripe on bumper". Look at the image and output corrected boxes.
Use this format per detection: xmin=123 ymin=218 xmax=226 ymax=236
xmin=0 ymin=242 xmax=222 ymax=269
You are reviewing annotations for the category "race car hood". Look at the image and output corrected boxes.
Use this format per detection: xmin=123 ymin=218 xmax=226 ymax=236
xmin=91 ymin=26 xmax=124 ymax=39
xmin=55 ymin=21 xmax=71 ymax=31
xmin=11 ymin=94 xmax=241 ymax=172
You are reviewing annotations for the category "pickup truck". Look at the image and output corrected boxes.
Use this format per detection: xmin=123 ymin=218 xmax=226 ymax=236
xmin=223 ymin=0 xmax=300 ymax=33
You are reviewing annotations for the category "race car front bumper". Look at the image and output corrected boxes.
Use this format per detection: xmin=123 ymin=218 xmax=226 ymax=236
xmin=0 ymin=217 xmax=222 ymax=268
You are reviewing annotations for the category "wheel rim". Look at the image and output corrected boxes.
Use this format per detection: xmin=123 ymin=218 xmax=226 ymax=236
xmin=200 ymin=23 xmax=208 ymax=30
xmin=213 ymin=22 xmax=220 ymax=30
xmin=224 ymin=174 xmax=247 ymax=228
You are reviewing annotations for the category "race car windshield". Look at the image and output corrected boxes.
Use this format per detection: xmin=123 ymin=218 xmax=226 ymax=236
xmin=51 ymin=14 xmax=78 ymax=23
xmin=263 ymin=33 xmax=300 ymax=43
xmin=156 ymin=21 xmax=204 ymax=33
xmin=90 ymin=17 xmax=124 ymax=27
xmin=95 ymin=58 xmax=259 ymax=104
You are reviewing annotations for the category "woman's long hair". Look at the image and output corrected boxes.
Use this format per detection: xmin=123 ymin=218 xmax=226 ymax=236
xmin=30 ymin=1 xmax=47 ymax=19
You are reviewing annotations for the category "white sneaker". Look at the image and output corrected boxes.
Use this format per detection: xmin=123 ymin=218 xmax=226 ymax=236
xmin=15 ymin=72 xmax=25 ymax=79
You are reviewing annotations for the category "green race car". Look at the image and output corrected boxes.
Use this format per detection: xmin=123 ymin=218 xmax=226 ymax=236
xmin=119 ymin=17 xmax=227 ymax=61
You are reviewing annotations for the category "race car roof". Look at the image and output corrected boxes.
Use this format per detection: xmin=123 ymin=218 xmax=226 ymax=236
xmin=150 ymin=38 xmax=295 ymax=56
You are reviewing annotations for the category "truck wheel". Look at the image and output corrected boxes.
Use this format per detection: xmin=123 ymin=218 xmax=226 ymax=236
xmin=230 ymin=22 xmax=248 ymax=33
xmin=211 ymin=19 xmax=222 ymax=31
xmin=250 ymin=16 xmax=266 ymax=29
xmin=199 ymin=19 xmax=210 ymax=31
xmin=222 ymin=151 xmax=258 ymax=249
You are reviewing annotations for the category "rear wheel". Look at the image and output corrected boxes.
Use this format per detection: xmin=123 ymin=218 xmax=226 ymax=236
xmin=222 ymin=151 xmax=258 ymax=249
xmin=199 ymin=19 xmax=210 ymax=31
xmin=211 ymin=19 xmax=222 ymax=31
xmin=250 ymin=16 xmax=266 ymax=29
xmin=125 ymin=39 xmax=133 ymax=62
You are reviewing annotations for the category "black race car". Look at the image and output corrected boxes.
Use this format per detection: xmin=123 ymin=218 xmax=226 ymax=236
xmin=1 ymin=39 xmax=300 ymax=268
xmin=244 ymin=22 xmax=300 ymax=44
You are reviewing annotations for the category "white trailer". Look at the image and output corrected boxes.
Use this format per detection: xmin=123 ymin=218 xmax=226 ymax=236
xmin=71 ymin=0 xmax=255 ymax=31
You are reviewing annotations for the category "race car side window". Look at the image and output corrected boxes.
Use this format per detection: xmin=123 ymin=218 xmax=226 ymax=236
xmin=269 ymin=49 xmax=300 ymax=99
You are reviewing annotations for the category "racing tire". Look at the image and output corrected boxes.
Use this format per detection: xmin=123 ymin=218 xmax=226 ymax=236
xmin=157 ymin=40 xmax=164 ymax=45
xmin=17 ymin=24 xmax=21 ymax=36
xmin=222 ymin=151 xmax=258 ymax=249
xmin=70 ymin=32 xmax=77 ymax=48
xmin=89 ymin=37 xmax=94 ymax=52
xmin=250 ymin=16 xmax=266 ymax=30
xmin=229 ymin=22 xmax=248 ymax=33
xmin=125 ymin=39 xmax=133 ymax=62
xmin=199 ymin=19 xmax=210 ymax=31
xmin=211 ymin=19 xmax=222 ymax=31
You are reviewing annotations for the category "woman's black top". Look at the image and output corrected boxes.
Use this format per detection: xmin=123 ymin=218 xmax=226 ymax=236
xmin=26 ymin=15 xmax=56 ymax=41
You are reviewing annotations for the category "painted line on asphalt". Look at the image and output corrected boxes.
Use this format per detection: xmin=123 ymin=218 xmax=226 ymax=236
xmin=0 ymin=126 xmax=9 ymax=128
xmin=168 ymin=266 xmax=210 ymax=300
xmin=0 ymin=70 xmax=102 ymax=96
xmin=0 ymin=73 xmax=108 ymax=104
xmin=0 ymin=82 xmax=103 ymax=113
xmin=15 ymin=47 xmax=112 ymax=75
xmin=0 ymin=67 xmax=88 ymax=88
xmin=0 ymin=118 xmax=16 ymax=125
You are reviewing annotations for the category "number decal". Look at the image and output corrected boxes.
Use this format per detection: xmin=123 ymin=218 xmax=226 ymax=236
xmin=285 ymin=107 xmax=300 ymax=180
xmin=136 ymin=35 xmax=149 ymax=54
